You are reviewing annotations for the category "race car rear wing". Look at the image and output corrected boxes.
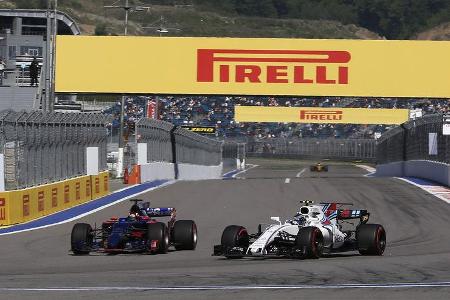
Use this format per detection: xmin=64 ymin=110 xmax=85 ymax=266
xmin=145 ymin=207 xmax=176 ymax=217
xmin=338 ymin=209 xmax=369 ymax=223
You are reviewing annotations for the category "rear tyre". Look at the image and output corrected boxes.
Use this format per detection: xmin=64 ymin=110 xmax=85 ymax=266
xmin=148 ymin=222 xmax=169 ymax=254
xmin=221 ymin=225 xmax=249 ymax=259
xmin=71 ymin=223 xmax=93 ymax=255
xmin=323 ymin=166 xmax=329 ymax=172
xmin=173 ymin=220 xmax=198 ymax=250
xmin=296 ymin=226 xmax=324 ymax=259
xmin=357 ymin=224 xmax=386 ymax=255
xmin=310 ymin=166 xmax=315 ymax=172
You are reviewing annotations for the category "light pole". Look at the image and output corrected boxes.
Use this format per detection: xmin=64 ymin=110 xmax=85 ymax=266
xmin=104 ymin=0 xmax=150 ymax=36
xmin=44 ymin=0 xmax=57 ymax=112
xmin=142 ymin=16 xmax=181 ymax=37
xmin=104 ymin=1 xmax=150 ymax=177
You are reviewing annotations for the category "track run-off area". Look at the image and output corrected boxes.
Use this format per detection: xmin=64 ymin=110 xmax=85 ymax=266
xmin=1 ymin=158 xmax=450 ymax=300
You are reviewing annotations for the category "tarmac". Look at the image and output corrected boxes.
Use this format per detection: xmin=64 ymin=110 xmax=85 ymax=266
xmin=0 ymin=158 xmax=449 ymax=300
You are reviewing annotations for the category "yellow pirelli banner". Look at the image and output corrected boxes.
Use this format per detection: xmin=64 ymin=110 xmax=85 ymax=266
xmin=55 ymin=36 xmax=450 ymax=98
xmin=235 ymin=106 xmax=409 ymax=124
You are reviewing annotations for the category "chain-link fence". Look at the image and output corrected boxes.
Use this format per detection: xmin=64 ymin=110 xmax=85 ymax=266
xmin=377 ymin=114 xmax=450 ymax=164
xmin=135 ymin=118 xmax=222 ymax=166
xmin=0 ymin=110 xmax=111 ymax=190
xmin=244 ymin=138 xmax=376 ymax=161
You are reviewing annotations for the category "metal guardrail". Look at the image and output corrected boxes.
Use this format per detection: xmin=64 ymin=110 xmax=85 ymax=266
xmin=377 ymin=114 xmax=450 ymax=164
xmin=136 ymin=118 xmax=173 ymax=164
xmin=0 ymin=110 xmax=111 ymax=190
xmin=244 ymin=138 xmax=376 ymax=161
xmin=136 ymin=118 xmax=222 ymax=167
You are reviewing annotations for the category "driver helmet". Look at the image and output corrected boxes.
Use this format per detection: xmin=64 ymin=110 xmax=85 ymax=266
xmin=293 ymin=212 xmax=307 ymax=225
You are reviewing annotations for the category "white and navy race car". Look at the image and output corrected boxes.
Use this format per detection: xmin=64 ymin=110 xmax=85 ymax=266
xmin=213 ymin=201 xmax=386 ymax=259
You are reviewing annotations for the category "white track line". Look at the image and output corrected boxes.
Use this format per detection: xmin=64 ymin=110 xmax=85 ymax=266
xmin=231 ymin=164 xmax=258 ymax=178
xmin=296 ymin=168 xmax=306 ymax=178
xmin=354 ymin=164 xmax=376 ymax=176
xmin=396 ymin=177 xmax=450 ymax=204
xmin=284 ymin=178 xmax=290 ymax=184
xmin=2 ymin=282 xmax=450 ymax=291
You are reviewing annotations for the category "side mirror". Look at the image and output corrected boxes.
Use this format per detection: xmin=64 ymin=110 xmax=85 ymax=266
xmin=270 ymin=217 xmax=281 ymax=224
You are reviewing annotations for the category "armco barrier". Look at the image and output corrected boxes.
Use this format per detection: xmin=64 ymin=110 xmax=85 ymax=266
xmin=0 ymin=171 xmax=109 ymax=226
xmin=376 ymin=160 xmax=450 ymax=187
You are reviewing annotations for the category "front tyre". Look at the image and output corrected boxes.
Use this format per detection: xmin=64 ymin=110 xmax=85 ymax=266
xmin=296 ymin=226 xmax=324 ymax=259
xmin=221 ymin=225 xmax=249 ymax=259
xmin=148 ymin=222 xmax=169 ymax=254
xmin=71 ymin=223 xmax=93 ymax=255
xmin=173 ymin=220 xmax=198 ymax=250
xmin=357 ymin=224 xmax=386 ymax=255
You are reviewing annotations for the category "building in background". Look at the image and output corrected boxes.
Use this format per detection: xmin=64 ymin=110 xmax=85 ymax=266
xmin=0 ymin=9 xmax=80 ymax=110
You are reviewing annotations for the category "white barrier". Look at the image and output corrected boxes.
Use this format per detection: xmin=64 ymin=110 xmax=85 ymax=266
xmin=376 ymin=160 xmax=450 ymax=186
xmin=375 ymin=161 xmax=404 ymax=177
xmin=140 ymin=162 xmax=176 ymax=182
xmin=177 ymin=163 xmax=223 ymax=180
xmin=140 ymin=162 xmax=223 ymax=182
xmin=86 ymin=147 xmax=99 ymax=175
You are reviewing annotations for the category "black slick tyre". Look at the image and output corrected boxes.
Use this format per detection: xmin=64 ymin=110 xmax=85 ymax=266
xmin=173 ymin=220 xmax=198 ymax=250
xmin=148 ymin=222 xmax=169 ymax=254
xmin=71 ymin=223 xmax=93 ymax=255
xmin=221 ymin=225 xmax=249 ymax=259
xmin=296 ymin=226 xmax=324 ymax=259
xmin=357 ymin=224 xmax=386 ymax=255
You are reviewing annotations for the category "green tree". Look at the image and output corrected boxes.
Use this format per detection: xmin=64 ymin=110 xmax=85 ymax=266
xmin=95 ymin=23 xmax=108 ymax=36
xmin=235 ymin=0 xmax=277 ymax=18
xmin=15 ymin=0 xmax=47 ymax=9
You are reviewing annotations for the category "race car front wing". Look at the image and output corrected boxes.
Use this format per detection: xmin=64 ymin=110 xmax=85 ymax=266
xmin=212 ymin=244 xmax=305 ymax=258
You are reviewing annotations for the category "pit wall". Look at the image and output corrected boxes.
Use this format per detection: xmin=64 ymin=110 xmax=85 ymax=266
xmin=139 ymin=162 xmax=223 ymax=182
xmin=0 ymin=171 xmax=109 ymax=226
xmin=376 ymin=160 xmax=450 ymax=186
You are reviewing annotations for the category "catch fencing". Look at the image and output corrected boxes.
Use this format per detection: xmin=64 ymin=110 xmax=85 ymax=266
xmin=0 ymin=110 xmax=111 ymax=191
xmin=135 ymin=118 xmax=222 ymax=166
xmin=377 ymin=114 xmax=450 ymax=164
xmin=244 ymin=138 xmax=376 ymax=161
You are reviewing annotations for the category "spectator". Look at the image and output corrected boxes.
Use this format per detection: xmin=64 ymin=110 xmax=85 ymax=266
xmin=0 ymin=58 xmax=5 ymax=86
xmin=29 ymin=57 xmax=39 ymax=87
xmin=103 ymin=96 xmax=450 ymax=141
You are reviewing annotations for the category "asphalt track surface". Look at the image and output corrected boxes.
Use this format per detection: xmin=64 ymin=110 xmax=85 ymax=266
xmin=1 ymin=159 xmax=450 ymax=300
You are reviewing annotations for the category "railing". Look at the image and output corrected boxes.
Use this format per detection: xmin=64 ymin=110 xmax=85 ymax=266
xmin=135 ymin=118 xmax=222 ymax=167
xmin=244 ymin=138 xmax=376 ymax=161
xmin=0 ymin=110 xmax=111 ymax=190
xmin=377 ymin=114 xmax=450 ymax=164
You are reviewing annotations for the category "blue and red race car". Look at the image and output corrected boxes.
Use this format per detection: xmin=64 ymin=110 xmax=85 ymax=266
xmin=70 ymin=199 xmax=197 ymax=255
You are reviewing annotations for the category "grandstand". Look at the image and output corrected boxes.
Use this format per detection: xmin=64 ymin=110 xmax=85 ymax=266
xmin=103 ymin=96 xmax=450 ymax=141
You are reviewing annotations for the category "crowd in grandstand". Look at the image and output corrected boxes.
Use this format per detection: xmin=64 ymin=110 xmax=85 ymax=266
xmin=103 ymin=95 xmax=449 ymax=140
xmin=103 ymin=97 xmax=146 ymax=137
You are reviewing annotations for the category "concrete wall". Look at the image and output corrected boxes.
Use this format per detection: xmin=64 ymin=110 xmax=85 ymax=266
xmin=140 ymin=162 xmax=223 ymax=182
xmin=376 ymin=160 xmax=450 ymax=186
xmin=140 ymin=162 xmax=175 ymax=182
xmin=178 ymin=163 xmax=223 ymax=180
